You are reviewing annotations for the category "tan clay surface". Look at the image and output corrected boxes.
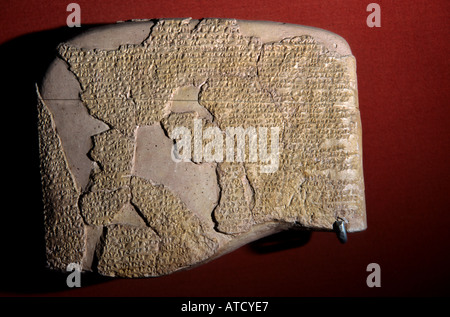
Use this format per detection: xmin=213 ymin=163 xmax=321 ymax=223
xmin=38 ymin=18 xmax=366 ymax=277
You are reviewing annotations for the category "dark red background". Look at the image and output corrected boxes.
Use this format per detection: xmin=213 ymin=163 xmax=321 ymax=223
xmin=0 ymin=0 xmax=448 ymax=297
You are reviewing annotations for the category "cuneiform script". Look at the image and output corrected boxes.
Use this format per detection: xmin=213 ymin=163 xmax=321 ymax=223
xmin=38 ymin=18 xmax=365 ymax=277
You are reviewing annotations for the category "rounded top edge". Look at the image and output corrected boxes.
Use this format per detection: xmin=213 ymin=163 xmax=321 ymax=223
xmin=65 ymin=20 xmax=155 ymax=50
xmin=62 ymin=18 xmax=352 ymax=56
xmin=235 ymin=19 xmax=352 ymax=56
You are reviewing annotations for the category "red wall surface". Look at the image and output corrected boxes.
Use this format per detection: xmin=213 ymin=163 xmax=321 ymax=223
xmin=0 ymin=0 xmax=448 ymax=297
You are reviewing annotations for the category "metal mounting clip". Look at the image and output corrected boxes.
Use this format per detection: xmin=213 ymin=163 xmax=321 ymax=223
xmin=333 ymin=217 xmax=348 ymax=244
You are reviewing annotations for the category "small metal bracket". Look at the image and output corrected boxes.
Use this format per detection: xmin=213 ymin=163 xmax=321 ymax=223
xmin=333 ymin=217 xmax=348 ymax=244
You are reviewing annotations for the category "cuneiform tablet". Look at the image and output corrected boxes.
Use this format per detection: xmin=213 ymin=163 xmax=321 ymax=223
xmin=37 ymin=18 xmax=366 ymax=277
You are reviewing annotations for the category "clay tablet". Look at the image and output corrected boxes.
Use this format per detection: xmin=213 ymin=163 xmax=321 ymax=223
xmin=37 ymin=18 xmax=366 ymax=277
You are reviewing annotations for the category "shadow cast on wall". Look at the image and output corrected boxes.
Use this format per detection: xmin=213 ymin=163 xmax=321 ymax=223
xmin=0 ymin=25 xmax=115 ymax=294
xmin=249 ymin=230 xmax=312 ymax=254
xmin=0 ymin=25 xmax=312 ymax=294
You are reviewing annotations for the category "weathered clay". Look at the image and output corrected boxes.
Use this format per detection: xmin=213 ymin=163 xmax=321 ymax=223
xmin=37 ymin=18 xmax=366 ymax=277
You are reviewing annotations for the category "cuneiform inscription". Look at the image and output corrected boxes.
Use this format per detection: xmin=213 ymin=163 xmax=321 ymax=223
xmin=38 ymin=18 xmax=365 ymax=277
